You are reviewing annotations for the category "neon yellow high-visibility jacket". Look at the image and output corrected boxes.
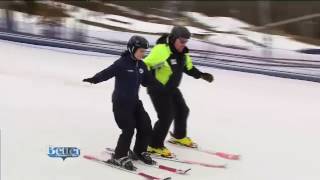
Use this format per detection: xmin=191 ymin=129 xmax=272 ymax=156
xmin=143 ymin=35 xmax=202 ymax=90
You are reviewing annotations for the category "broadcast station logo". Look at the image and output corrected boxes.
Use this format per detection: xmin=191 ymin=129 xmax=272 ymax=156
xmin=48 ymin=146 xmax=80 ymax=160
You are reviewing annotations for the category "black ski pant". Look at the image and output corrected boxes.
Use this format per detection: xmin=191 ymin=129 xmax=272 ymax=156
xmin=148 ymin=88 xmax=189 ymax=148
xmin=113 ymin=100 xmax=152 ymax=159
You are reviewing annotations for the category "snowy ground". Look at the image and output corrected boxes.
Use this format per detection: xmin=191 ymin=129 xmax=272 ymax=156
xmin=1 ymin=40 xmax=320 ymax=180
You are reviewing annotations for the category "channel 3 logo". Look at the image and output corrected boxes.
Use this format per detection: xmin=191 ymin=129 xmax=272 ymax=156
xmin=48 ymin=146 xmax=80 ymax=160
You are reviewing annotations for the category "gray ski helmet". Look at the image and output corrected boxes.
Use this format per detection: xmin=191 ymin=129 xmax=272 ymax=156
xmin=127 ymin=35 xmax=149 ymax=55
xmin=170 ymin=26 xmax=191 ymax=41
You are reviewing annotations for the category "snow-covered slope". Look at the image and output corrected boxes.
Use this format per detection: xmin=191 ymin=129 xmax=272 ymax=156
xmin=185 ymin=11 xmax=319 ymax=51
xmin=1 ymin=40 xmax=320 ymax=180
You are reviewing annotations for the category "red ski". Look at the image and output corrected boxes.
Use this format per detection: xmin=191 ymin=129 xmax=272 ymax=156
xmin=168 ymin=132 xmax=240 ymax=160
xmin=150 ymin=153 xmax=227 ymax=169
xmin=105 ymin=148 xmax=226 ymax=169
xmin=83 ymin=155 xmax=171 ymax=180
xmin=103 ymin=148 xmax=191 ymax=175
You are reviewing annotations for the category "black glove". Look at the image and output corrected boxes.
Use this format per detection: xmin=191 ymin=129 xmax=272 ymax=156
xmin=201 ymin=72 xmax=214 ymax=83
xmin=83 ymin=77 xmax=98 ymax=84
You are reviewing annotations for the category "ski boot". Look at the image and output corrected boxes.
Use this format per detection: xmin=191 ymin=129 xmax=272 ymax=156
xmin=147 ymin=146 xmax=174 ymax=158
xmin=168 ymin=132 xmax=198 ymax=148
xmin=107 ymin=154 xmax=137 ymax=171
xmin=129 ymin=151 xmax=157 ymax=165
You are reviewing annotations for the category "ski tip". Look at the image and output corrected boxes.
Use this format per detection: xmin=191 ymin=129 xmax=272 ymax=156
xmin=236 ymin=155 xmax=241 ymax=160
xmin=229 ymin=154 xmax=241 ymax=160
xmin=163 ymin=177 xmax=172 ymax=180
xmin=220 ymin=164 xmax=228 ymax=169
xmin=215 ymin=152 xmax=241 ymax=160
xmin=202 ymin=163 xmax=227 ymax=169
xmin=83 ymin=155 xmax=97 ymax=160
xmin=184 ymin=168 xmax=192 ymax=174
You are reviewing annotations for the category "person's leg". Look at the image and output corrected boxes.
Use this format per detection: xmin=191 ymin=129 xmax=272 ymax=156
xmin=113 ymin=102 xmax=135 ymax=159
xmin=172 ymin=88 xmax=189 ymax=139
xmin=132 ymin=100 xmax=156 ymax=165
xmin=133 ymin=100 xmax=152 ymax=154
xmin=148 ymin=92 xmax=174 ymax=148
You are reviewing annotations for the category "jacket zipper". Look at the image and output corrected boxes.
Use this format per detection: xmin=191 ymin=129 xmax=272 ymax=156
xmin=135 ymin=61 xmax=139 ymax=96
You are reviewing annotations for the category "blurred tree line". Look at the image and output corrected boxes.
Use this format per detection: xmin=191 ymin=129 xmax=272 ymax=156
xmin=0 ymin=1 xmax=319 ymax=43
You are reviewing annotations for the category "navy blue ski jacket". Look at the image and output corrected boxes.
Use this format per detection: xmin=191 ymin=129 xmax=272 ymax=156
xmin=88 ymin=51 xmax=162 ymax=105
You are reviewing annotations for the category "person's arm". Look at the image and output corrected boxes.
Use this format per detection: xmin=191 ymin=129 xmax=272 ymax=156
xmin=144 ymin=45 xmax=168 ymax=70
xmin=184 ymin=54 xmax=214 ymax=83
xmin=184 ymin=66 xmax=202 ymax=79
xmin=83 ymin=61 xmax=119 ymax=84
xmin=141 ymin=63 xmax=164 ymax=88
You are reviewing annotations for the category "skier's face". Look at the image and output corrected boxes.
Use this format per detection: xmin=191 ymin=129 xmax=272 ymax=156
xmin=174 ymin=38 xmax=188 ymax=53
xmin=134 ymin=48 xmax=146 ymax=60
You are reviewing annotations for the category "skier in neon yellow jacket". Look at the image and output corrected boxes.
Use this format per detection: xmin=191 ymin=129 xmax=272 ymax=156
xmin=144 ymin=26 xmax=214 ymax=157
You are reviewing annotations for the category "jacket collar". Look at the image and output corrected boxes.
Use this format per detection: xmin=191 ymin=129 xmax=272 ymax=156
xmin=121 ymin=50 xmax=139 ymax=63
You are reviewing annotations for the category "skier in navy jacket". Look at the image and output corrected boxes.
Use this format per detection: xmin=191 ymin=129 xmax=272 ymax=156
xmin=83 ymin=36 xmax=162 ymax=171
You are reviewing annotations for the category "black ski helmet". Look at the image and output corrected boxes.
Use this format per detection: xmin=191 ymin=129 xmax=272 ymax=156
xmin=169 ymin=26 xmax=191 ymax=42
xmin=127 ymin=35 xmax=149 ymax=55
